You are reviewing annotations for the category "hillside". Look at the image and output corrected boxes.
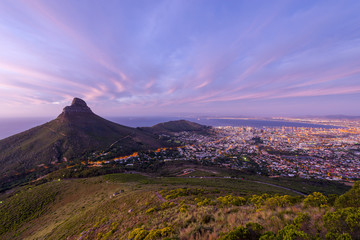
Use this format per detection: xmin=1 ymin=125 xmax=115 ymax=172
xmin=0 ymin=174 xmax=358 ymax=240
xmin=0 ymin=98 xmax=168 ymax=191
xmin=142 ymin=120 xmax=210 ymax=135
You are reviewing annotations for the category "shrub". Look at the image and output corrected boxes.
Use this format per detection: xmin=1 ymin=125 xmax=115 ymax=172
xmin=144 ymin=229 xmax=162 ymax=240
xmin=220 ymin=223 xmax=265 ymax=240
xmin=129 ymin=228 xmax=149 ymax=240
xmin=220 ymin=226 xmax=250 ymax=240
xmin=145 ymin=207 xmax=158 ymax=214
xmin=161 ymin=201 xmax=176 ymax=209
xmin=259 ymin=231 xmax=277 ymax=240
xmin=264 ymin=197 xmax=281 ymax=209
xmin=161 ymin=226 xmax=174 ymax=237
xmin=294 ymin=212 xmax=311 ymax=227
xmin=217 ymin=195 xmax=246 ymax=206
xmin=165 ymin=188 xmax=204 ymax=200
xmin=179 ymin=204 xmax=189 ymax=213
xmin=250 ymin=194 xmax=269 ymax=208
xmin=196 ymin=198 xmax=216 ymax=207
xmin=202 ymin=214 xmax=215 ymax=224
xmin=323 ymin=207 xmax=360 ymax=239
xmin=303 ymin=192 xmax=328 ymax=207
xmin=277 ymin=224 xmax=309 ymax=240
xmin=334 ymin=233 xmax=352 ymax=240
xmin=335 ymin=181 xmax=360 ymax=208
xmin=136 ymin=227 xmax=175 ymax=240
xmin=246 ymin=222 xmax=264 ymax=239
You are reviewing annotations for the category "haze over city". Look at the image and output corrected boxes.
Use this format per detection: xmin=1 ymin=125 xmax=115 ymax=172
xmin=0 ymin=0 xmax=360 ymax=117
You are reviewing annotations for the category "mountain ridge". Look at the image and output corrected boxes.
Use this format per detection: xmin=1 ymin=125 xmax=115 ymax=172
xmin=0 ymin=98 xmax=209 ymax=191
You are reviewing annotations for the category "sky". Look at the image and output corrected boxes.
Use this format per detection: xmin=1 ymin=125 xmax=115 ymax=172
xmin=0 ymin=0 xmax=359 ymax=118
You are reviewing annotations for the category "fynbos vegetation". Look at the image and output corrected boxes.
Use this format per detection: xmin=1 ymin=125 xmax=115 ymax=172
xmin=0 ymin=173 xmax=358 ymax=239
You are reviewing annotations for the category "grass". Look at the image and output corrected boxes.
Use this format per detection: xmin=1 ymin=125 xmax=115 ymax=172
xmin=104 ymin=173 xmax=150 ymax=183
xmin=0 ymin=181 xmax=62 ymax=237
xmin=103 ymin=173 xmax=350 ymax=196
xmin=0 ymin=174 xmax=355 ymax=240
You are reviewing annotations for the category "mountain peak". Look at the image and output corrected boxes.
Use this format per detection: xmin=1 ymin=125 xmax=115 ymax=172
xmin=71 ymin=98 xmax=87 ymax=107
xmin=62 ymin=98 xmax=93 ymax=114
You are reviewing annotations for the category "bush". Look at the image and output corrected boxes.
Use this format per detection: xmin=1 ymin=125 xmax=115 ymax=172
xmin=179 ymin=204 xmax=189 ymax=213
xmin=259 ymin=231 xmax=277 ymax=240
xmin=202 ymin=214 xmax=215 ymax=224
xmin=335 ymin=181 xmax=360 ymax=208
xmin=220 ymin=223 xmax=265 ymax=240
xmin=196 ymin=198 xmax=216 ymax=207
xmin=250 ymin=194 xmax=269 ymax=208
xmin=323 ymin=207 xmax=360 ymax=239
xmin=144 ymin=229 xmax=162 ymax=240
xmin=303 ymin=192 xmax=328 ymax=207
xmin=129 ymin=228 xmax=149 ymax=240
xmin=160 ymin=226 xmax=174 ymax=237
xmin=220 ymin=226 xmax=250 ymax=240
xmin=277 ymin=224 xmax=309 ymax=240
xmin=145 ymin=207 xmax=158 ymax=214
xmin=246 ymin=222 xmax=264 ymax=239
xmin=217 ymin=195 xmax=246 ymax=206
xmin=165 ymin=188 xmax=204 ymax=200
xmin=294 ymin=212 xmax=311 ymax=227
xmin=132 ymin=227 xmax=174 ymax=240
xmin=161 ymin=201 xmax=176 ymax=209
xmin=334 ymin=233 xmax=352 ymax=240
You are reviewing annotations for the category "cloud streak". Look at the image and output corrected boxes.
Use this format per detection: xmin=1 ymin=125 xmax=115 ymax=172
xmin=0 ymin=0 xmax=359 ymax=116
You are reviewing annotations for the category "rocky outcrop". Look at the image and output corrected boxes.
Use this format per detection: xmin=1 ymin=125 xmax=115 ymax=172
xmin=62 ymin=98 xmax=93 ymax=114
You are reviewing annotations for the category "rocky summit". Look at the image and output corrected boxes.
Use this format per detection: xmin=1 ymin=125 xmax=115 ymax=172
xmin=62 ymin=97 xmax=93 ymax=114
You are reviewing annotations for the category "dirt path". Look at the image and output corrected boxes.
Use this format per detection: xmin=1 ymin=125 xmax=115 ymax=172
xmin=108 ymin=135 xmax=131 ymax=148
xmin=248 ymin=180 xmax=306 ymax=196
xmin=178 ymin=176 xmax=307 ymax=196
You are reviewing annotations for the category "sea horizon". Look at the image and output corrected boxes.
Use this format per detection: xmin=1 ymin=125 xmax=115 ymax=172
xmin=0 ymin=116 xmax=342 ymax=140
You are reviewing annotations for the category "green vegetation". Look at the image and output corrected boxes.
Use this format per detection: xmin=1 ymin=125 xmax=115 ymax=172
xmin=0 ymin=173 xmax=358 ymax=240
xmin=303 ymin=192 xmax=328 ymax=207
xmin=128 ymin=226 xmax=175 ymax=240
xmin=323 ymin=208 xmax=360 ymax=239
xmin=217 ymin=195 xmax=246 ymax=206
xmin=0 ymin=182 xmax=61 ymax=235
xmin=335 ymin=181 xmax=360 ymax=208
xmin=104 ymin=173 xmax=150 ymax=183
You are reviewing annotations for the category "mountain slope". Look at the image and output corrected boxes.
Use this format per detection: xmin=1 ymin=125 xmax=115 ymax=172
xmin=0 ymin=174 xmax=355 ymax=240
xmin=0 ymin=98 xmax=166 ymax=189
xmin=142 ymin=119 xmax=210 ymax=135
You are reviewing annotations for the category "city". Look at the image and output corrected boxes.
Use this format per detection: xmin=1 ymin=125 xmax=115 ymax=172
xmin=87 ymin=120 xmax=360 ymax=182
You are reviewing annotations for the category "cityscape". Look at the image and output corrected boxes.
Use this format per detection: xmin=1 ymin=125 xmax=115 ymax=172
xmin=85 ymin=118 xmax=360 ymax=182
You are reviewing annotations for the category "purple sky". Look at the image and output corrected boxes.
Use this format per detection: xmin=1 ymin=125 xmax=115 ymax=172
xmin=0 ymin=0 xmax=359 ymax=117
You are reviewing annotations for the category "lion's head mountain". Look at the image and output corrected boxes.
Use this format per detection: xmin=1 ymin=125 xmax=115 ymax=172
xmin=0 ymin=98 xmax=207 ymax=190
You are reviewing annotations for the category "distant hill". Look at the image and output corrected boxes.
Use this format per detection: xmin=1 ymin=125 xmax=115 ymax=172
xmin=300 ymin=115 xmax=360 ymax=120
xmin=0 ymin=98 xmax=170 ymax=190
xmin=141 ymin=120 xmax=210 ymax=135
xmin=323 ymin=115 xmax=360 ymax=120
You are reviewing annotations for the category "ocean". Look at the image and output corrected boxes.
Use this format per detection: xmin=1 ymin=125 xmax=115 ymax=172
xmin=0 ymin=116 xmax=340 ymax=140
